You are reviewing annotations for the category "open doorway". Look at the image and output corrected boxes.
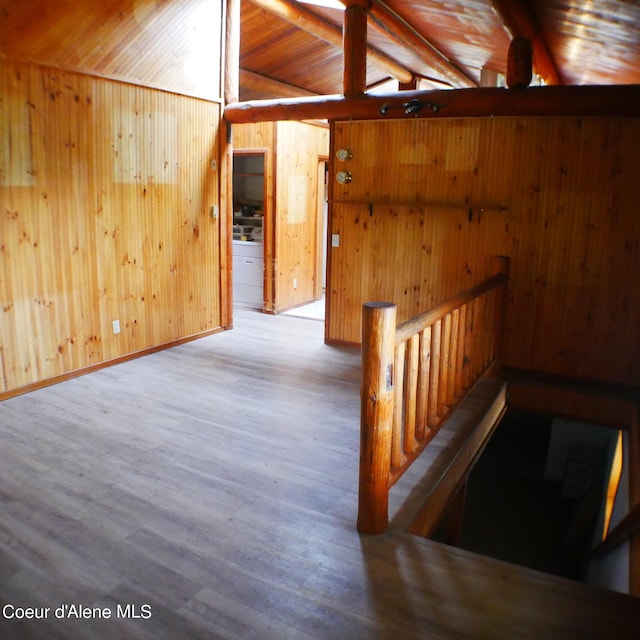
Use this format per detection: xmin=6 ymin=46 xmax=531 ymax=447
xmin=282 ymin=157 xmax=328 ymax=322
xmin=232 ymin=150 xmax=266 ymax=310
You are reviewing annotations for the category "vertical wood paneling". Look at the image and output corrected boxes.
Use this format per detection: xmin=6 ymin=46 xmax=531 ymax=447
xmin=328 ymin=116 xmax=640 ymax=385
xmin=0 ymin=59 xmax=222 ymax=393
xmin=275 ymin=121 xmax=329 ymax=311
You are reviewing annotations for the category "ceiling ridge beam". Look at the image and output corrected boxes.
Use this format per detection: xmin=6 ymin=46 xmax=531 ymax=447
xmin=247 ymin=0 xmax=412 ymax=84
xmin=489 ymin=0 xmax=562 ymax=85
xmin=366 ymin=0 xmax=477 ymax=88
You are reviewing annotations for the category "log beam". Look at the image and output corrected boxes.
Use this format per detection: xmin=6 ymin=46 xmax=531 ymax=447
xmin=240 ymin=68 xmax=318 ymax=98
xmin=367 ymin=0 xmax=477 ymax=88
xmin=247 ymin=0 xmax=412 ymax=85
xmin=224 ymin=84 xmax=640 ymax=124
xmin=489 ymin=0 xmax=561 ymax=85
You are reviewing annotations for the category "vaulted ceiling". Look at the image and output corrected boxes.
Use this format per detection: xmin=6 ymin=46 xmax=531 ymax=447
xmin=238 ymin=0 xmax=640 ymax=101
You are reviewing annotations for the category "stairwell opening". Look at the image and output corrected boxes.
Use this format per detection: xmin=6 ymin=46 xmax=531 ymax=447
xmin=432 ymin=409 xmax=623 ymax=585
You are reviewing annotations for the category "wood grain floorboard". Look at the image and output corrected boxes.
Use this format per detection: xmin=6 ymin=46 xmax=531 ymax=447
xmin=1 ymin=309 xmax=638 ymax=639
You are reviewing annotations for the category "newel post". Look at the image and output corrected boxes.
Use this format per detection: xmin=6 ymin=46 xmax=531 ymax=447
xmin=357 ymin=302 xmax=396 ymax=534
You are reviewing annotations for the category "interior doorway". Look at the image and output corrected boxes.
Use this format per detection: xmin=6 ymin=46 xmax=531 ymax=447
xmin=232 ymin=150 xmax=266 ymax=311
xmin=282 ymin=158 xmax=328 ymax=322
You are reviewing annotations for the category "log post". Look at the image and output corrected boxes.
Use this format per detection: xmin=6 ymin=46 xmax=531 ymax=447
xmin=224 ymin=0 xmax=241 ymax=104
xmin=507 ymin=37 xmax=533 ymax=89
xmin=343 ymin=0 xmax=369 ymax=96
xmin=357 ymin=302 xmax=396 ymax=534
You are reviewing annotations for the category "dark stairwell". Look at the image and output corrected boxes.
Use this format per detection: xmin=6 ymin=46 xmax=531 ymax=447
xmin=435 ymin=410 xmax=608 ymax=582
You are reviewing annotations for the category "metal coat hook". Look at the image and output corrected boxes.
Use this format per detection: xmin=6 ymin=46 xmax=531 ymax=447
xmin=379 ymin=99 xmax=446 ymax=116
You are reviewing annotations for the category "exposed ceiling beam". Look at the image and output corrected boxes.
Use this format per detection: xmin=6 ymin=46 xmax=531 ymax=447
xmin=489 ymin=0 xmax=562 ymax=85
xmin=366 ymin=0 xmax=477 ymax=88
xmin=240 ymin=68 xmax=319 ymax=97
xmin=247 ymin=0 xmax=413 ymax=86
xmin=224 ymin=85 xmax=640 ymax=124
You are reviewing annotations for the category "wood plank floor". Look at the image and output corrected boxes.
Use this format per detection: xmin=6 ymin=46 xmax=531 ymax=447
xmin=0 ymin=309 xmax=638 ymax=639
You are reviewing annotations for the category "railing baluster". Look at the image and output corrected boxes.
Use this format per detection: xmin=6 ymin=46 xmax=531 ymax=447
xmin=428 ymin=319 xmax=441 ymax=427
xmin=448 ymin=308 xmax=460 ymax=405
xmin=403 ymin=335 xmax=420 ymax=454
xmin=439 ymin=312 xmax=452 ymax=417
xmin=493 ymin=255 xmax=511 ymax=372
xmin=455 ymin=304 xmax=466 ymax=398
xmin=415 ymin=326 xmax=431 ymax=441
xmin=358 ymin=258 xmax=511 ymax=534
xmin=392 ymin=341 xmax=406 ymax=468
xmin=477 ymin=292 xmax=487 ymax=372
xmin=472 ymin=293 xmax=485 ymax=379
xmin=463 ymin=299 xmax=474 ymax=390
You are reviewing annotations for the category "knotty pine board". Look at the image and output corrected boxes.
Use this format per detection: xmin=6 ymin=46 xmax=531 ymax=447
xmin=1 ymin=58 xmax=222 ymax=393
xmin=327 ymin=116 xmax=640 ymax=385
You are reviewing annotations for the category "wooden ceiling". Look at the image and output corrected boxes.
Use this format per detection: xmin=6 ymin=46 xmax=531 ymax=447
xmin=238 ymin=0 xmax=640 ymax=100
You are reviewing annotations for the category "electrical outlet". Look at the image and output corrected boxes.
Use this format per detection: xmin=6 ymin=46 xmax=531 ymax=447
xmin=331 ymin=234 xmax=340 ymax=247
xmin=211 ymin=205 xmax=218 ymax=218
xmin=293 ymin=278 xmax=298 ymax=289
xmin=112 ymin=320 xmax=120 ymax=335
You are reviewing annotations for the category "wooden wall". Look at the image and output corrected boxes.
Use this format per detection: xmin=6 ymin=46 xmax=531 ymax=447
xmin=232 ymin=120 xmax=329 ymax=312
xmin=0 ymin=0 xmax=221 ymax=101
xmin=1 ymin=0 xmax=225 ymax=396
xmin=274 ymin=121 xmax=329 ymax=311
xmin=327 ymin=116 xmax=640 ymax=386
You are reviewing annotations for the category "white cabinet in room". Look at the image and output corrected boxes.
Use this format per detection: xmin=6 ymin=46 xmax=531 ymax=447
xmin=233 ymin=240 xmax=263 ymax=309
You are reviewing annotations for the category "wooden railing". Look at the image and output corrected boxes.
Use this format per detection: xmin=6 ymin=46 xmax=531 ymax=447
xmin=357 ymin=257 xmax=510 ymax=534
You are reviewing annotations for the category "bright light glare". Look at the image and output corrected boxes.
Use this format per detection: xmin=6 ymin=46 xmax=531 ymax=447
xmin=298 ymin=0 xmax=345 ymax=10
xmin=602 ymin=430 xmax=623 ymax=540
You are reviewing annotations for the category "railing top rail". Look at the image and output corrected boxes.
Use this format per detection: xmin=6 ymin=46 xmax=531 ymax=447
xmin=395 ymin=272 xmax=508 ymax=345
